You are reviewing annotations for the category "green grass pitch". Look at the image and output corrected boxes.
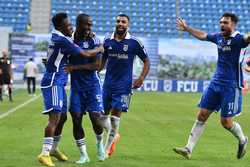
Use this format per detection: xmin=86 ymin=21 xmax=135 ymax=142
xmin=0 ymin=90 xmax=250 ymax=167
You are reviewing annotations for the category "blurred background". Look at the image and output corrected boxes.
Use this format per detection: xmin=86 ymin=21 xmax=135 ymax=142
xmin=0 ymin=0 xmax=250 ymax=93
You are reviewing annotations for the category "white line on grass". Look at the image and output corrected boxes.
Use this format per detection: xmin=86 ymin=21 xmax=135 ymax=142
xmin=0 ymin=94 xmax=41 ymax=119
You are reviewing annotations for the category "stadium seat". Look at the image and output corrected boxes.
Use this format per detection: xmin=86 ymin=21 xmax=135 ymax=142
xmin=0 ymin=0 xmax=30 ymax=32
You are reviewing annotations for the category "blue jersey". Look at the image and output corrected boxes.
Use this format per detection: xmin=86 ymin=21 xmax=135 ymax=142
xmin=103 ymin=32 xmax=148 ymax=93
xmin=41 ymin=30 xmax=81 ymax=88
xmin=69 ymin=36 xmax=102 ymax=91
xmin=207 ymin=31 xmax=250 ymax=88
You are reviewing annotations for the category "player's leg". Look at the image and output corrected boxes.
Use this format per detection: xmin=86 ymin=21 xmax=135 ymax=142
xmin=38 ymin=85 xmax=67 ymax=166
xmin=33 ymin=77 xmax=36 ymax=94
xmin=3 ymin=75 xmax=12 ymax=101
xmin=69 ymin=90 xmax=89 ymax=164
xmin=50 ymin=86 xmax=68 ymax=161
xmin=220 ymin=87 xmax=247 ymax=159
xmin=0 ymin=78 xmax=3 ymax=101
xmin=6 ymin=75 xmax=12 ymax=101
xmin=38 ymin=111 xmax=61 ymax=167
xmin=105 ymin=93 xmax=132 ymax=157
xmin=87 ymin=87 xmax=105 ymax=161
xmin=105 ymin=109 xmax=121 ymax=157
xmin=174 ymin=83 xmax=220 ymax=159
xmin=27 ymin=77 xmax=31 ymax=94
xmin=89 ymin=112 xmax=105 ymax=161
xmin=100 ymin=89 xmax=112 ymax=133
xmin=7 ymin=84 xmax=12 ymax=101
xmin=50 ymin=113 xmax=68 ymax=161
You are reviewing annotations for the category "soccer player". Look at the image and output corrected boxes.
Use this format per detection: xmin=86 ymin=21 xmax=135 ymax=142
xmin=38 ymin=12 xmax=103 ymax=167
xmin=0 ymin=49 xmax=13 ymax=102
xmin=100 ymin=14 xmax=150 ymax=158
xmin=67 ymin=13 xmax=105 ymax=163
xmin=173 ymin=13 xmax=250 ymax=159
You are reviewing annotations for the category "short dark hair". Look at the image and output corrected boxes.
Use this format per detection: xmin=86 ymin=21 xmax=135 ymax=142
xmin=221 ymin=12 xmax=238 ymax=24
xmin=117 ymin=14 xmax=130 ymax=22
xmin=52 ymin=12 xmax=68 ymax=30
xmin=76 ymin=13 xmax=90 ymax=27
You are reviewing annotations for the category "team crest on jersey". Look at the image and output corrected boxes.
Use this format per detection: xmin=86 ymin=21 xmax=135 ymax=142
xmin=83 ymin=42 xmax=89 ymax=48
xmin=108 ymin=46 xmax=112 ymax=50
xmin=123 ymin=45 xmax=128 ymax=52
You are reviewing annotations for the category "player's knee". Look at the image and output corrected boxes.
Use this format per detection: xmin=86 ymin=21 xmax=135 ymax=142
xmin=197 ymin=109 xmax=210 ymax=122
xmin=220 ymin=119 xmax=233 ymax=129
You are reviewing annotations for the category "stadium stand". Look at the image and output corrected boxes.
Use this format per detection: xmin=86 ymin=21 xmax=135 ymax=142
xmin=0 ymin=0 xmax=30 ymax=32
xmin=50 ymin=0 xmax=250 ymax=37
xmin=0 ymin=0 xmax=249 ymax=37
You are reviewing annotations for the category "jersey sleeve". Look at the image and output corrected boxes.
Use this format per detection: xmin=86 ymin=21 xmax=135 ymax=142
xmin=135 ymin=40 xmax=148 ymax=61
xmin=206 ymin=33 xmax=218 ymax=44
xmin=235 ymin=34 xmax=250 ymax=48
xmin=62 ymin=37 xmax=82 ymax=56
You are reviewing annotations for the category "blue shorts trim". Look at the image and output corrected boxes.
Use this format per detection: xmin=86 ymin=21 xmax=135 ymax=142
xmin=41 ymin=85 xmax=67 ymax=114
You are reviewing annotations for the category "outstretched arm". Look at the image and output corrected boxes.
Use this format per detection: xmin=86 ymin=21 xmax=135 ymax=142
xmin=176 ymin=17 xmax=207 ymax=41
xmin=79 ymin=45 xmax=104 ymax=57
xmin=64 ymin=56 xmax=102 ymax=73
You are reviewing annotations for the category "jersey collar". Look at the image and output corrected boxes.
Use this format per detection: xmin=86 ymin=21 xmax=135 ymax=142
xmin=111 ymin=32 xmax=131 ymax=40
xmin=52 ymin=29 xmax=66 ymax=37
xmin=230 ymin=31 xmax=240 ymax=37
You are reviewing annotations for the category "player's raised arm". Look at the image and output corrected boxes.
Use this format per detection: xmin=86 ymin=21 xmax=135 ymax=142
xmin=176 ymin=17 xmax=207 ymax=41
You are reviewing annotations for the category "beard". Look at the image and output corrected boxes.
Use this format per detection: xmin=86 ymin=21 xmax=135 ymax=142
xmin=221 ymin=28 xmax=232 ymax=38
xmin=115 ymin=27 xmax=127 ymax=36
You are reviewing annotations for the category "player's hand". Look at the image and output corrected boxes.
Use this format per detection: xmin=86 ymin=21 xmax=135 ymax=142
xmin=132 ymin=77 xmax=144 ymax=89
xmin=64 ymin=64 xmax=74 ymax=73
xmin=97 ymin=45 xmax=104 ymax=53
xmin=243 ymin=32 xmax=250 ymax=42
xmin=0 ymin=69 xmax=2 ymax=75
xmin=89 ymin=32 xmax=96 ymax=38
xmin=244 ymin=57 xmax=250 ymax=72
xmin=176 ymin=17 xmax=188 ymax=31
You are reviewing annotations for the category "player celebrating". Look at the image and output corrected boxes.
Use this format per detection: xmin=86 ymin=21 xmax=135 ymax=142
xmin=173 ymin=13 xmax=250 ymax=159
xmin=38 ymin=12 xmax=103 ymax=167
xmin=0 ymin=50 xmax=13 ymax=102
xmin=67 ymin=13 xmax=105 ymax=163
xmin=100 ymin=14 xmax=150 ymax=158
